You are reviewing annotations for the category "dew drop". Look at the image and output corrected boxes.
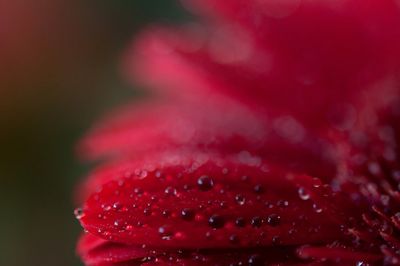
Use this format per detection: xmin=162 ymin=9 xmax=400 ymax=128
xmin=126 ymin=225 xmax=133 ymax=231
xmin=162 ymin=209 xmax=171 ymax=217
xmin=312 ymin=178 xmax=321 ymax=188
xmin=134 ymin=187 xmax=143 ymax=195
xmin=253 ymin=184 xmax=264 ymax=194
xmin=312 ymin=203 xmax=323 ymax=213
xmin=164 ymin=186 xmax=177 ymax=196
xmin=235 ymin=194 xmax=246 ymax=205
xmin=181 ymin=208 xmax=195 ymax=221
xmin=136 ymin=221 xmax=143 ymax=227
xmin=248 ymin=254 xmax=264 ymax=266
xmin=158 ymin=225 xmax=173 ymax=240
xmin=313 ymin=203 xmax=322 ymax=213
xmin=155 ymin=170 xmax=163 ymax=179
xmin=251 ymin=216 xmax=263 ymax=227
xmin=235 ymin=217 xmax=246 ymax=227
xmin=229 ymin=234 xmax=239 ymax=244
xmin=143 ymin=208 xmax=152 ymax=216
xmin=208 ymin=214 xmax=225 ymax=229
xmin=150 ymin=195 xmax=158 ymax=202
xmin=272 ymin=236 xmax=281 ymax=245
xmin=112 ymin=202 xmax=122 ymax=210
xmin=197 ymin=176 xmax=214 ymax=191
xmin=102 ymin=205 xmax=111 ymax=211
xmin=139 ymin=170 xmax=148 ymax=178
xmin=298 ymin=187 xmax=310 ymax=200
xmin=277 ymin=200 xmax=289 ymax=207
xmin=74 ymin=208 xmax=84 ymax=219
xmin=267 ymin=214 xmax=281 ymax=226
xmin=114 ymin=219 xmax=122 ymax=227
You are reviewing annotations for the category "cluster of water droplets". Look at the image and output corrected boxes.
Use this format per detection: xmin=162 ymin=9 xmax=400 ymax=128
xmin=75 ymin=166 xmax=304 ymax=247
xmin=74 ymin=161 xmax=345 ymax=257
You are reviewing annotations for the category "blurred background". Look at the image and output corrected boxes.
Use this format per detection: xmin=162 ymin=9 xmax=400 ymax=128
xmin=0 ymin=1 xmax=189 ymax=265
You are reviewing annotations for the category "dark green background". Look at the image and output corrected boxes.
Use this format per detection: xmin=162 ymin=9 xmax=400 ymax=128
xmin=0 ymin=1 xmax=188 ymax=265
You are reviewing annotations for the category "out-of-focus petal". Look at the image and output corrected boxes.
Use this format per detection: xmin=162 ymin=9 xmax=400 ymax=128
xmin=127 ymin=0 xmax=400 ymax=129
xmin=79 ymin=95 xmax=337 ymax=184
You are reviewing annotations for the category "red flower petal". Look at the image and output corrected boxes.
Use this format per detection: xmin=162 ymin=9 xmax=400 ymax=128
xmin=79 ymin=95 xmax=337 ymax=183
xmin=77 ymin=233 xmax=324 ymax=266
xmin=78 ymin=97 xmax=269 ymax=161
xmin=77 ymin=233 xmax=146 ymax=266
xmin=297 ymin=245 xmax=381 ymax=264
xmin=77 ymin=151 xmax=355 ymax=250
xmin=127 ymin=0 xmax=400 ymax=130
xmin=75 ymin=1 xmax=400 ymax=265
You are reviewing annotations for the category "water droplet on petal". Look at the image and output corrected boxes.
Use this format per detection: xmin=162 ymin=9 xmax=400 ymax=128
xmin=277 ymin=200 xmax=289 ymax=207
xmin=114 ymin=219 xmax=122 ymax=227
xmin=253 ymin=184 xmax=264 ymax=194
xmin=197 ymin=176 xmax=214 ymax=191
xmin=229 ymin=234 xmax=239 ymax=244
xmin=139 ymin=170 xmax=148 ymax=178
xmin=251 ymin=216 xmax=263 ymax=227
xmin=126 ymin=225 xmax=133 ymax=231
xmin=162 ymin=209 xmax=170 ymax=217
xmin=248 ymin=254 xmax=264 ymax=266
xmin=267 ymin=214 xmax=281 ymax=226
xmin=298 ymin=187 xmax=310 ymax=200
xmin=74 ymin=208 xmax=84 ymax=219
xmin=235 ymin=194 xmax=246 ymax=205
xmin=208 ymin=214 xmax=225 ymax=229
xmin=313 ymin=203 xmax=323 ymax=213
xmin=112 ymin=202 xmax=122 ymax=210
xmin=143 ymin=208 xmax=152 ymax=216
xmin=164 ymin=186 xmax=177 ymax=196
xmin=102 ymin=205 xmax=111 ymax=211
xmin=181 ymin=208 xmax=195 ymax=221
xmin=272 ymin=236 xmax=281 ymax=245
xmin=235 ymin=217 xmax=246 ymax=227
xmin=134 ymin=187 xmax=143 ymax=195
xmin=158 ymin=225 xmax=173 ymax=240
xmin=220 ymin=201 xmax=227 ymax=208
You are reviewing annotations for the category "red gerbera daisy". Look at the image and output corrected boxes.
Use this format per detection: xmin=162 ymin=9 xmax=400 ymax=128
xmin=74 ymin=0 xmax=400 ymax=265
